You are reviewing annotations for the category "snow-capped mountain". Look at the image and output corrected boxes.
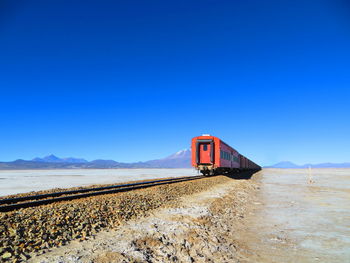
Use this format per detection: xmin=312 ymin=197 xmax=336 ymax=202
xmin=164 ymin=149 xmax=191 ymax=159
xmin=143 ymin=149 xmax=191 ymax=168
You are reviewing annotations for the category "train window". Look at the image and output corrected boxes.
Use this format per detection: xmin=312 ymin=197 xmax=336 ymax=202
xmin=203 ymin=144 xmax=208 ymax=151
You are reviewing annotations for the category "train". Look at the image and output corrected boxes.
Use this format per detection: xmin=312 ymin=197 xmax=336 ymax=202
xmin=191 ymin=134 xmax=261 ymax=176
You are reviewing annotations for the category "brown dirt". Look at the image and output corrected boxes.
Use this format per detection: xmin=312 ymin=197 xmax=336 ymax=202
xmin=28 ymin=172 xmax=261 ymax=263
xmin=1 ymin=175 xmax=238 ymax=262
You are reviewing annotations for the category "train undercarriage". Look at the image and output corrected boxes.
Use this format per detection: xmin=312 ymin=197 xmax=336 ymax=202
xmin=198 ymin=164 xmax=241 ymax=176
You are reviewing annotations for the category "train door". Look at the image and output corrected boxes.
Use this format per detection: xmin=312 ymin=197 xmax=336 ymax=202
xmin=199 ymin=143 xmax=211 ymax=164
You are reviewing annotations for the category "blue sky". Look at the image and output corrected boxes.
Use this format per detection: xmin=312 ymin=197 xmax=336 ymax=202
xmin=1 ymin=0 xmax=350 ymax=165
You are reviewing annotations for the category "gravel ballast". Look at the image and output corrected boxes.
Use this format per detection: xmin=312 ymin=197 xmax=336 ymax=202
xmin=0 ymin=175 xmax=237 ymax=262
xmin=29 ymin=173 xmax=261 ymax=263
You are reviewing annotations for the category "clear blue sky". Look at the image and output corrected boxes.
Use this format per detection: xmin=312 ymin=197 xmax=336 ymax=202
xmin=1 ymin=0 xmax=350 ymax=165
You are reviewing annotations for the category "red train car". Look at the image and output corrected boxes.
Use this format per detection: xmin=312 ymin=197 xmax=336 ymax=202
xmin=191 ymin=134 xmax=261 ymax=175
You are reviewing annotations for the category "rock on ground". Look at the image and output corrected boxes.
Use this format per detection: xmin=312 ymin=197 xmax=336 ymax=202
xmin=29 ymin=175 xmax=260 ymax=263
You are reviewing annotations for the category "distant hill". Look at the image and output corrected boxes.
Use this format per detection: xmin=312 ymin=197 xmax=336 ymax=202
xmin=264 ymin=161 xmax=300 ymax=168
xmin=0 ymin=149 xmax=192 ymax=170
xmin=3 ymin=152 xmax=348 ymax=170
xmin=265 ymin=161 xmax=350 ymax=168
xmin=32 ymin=154 xmax=88 ymax=163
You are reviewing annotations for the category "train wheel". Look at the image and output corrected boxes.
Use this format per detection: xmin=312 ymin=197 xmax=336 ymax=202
xmin=201 ymin=170 xmax=209 ymax=176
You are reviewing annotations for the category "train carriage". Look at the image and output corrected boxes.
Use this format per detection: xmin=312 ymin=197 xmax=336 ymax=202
xmin=191 ymin=134 xmax=261 ymax=175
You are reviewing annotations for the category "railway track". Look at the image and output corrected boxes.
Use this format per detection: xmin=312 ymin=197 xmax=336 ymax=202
xmin=0 ymin=175 xmax=204 ymax=212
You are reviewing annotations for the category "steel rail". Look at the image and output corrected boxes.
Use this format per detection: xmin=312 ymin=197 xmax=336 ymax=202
xmin=0 ymin=175 xmax=204 ymax=212
xmin=0 ymin=175 xmax=202 ymax=205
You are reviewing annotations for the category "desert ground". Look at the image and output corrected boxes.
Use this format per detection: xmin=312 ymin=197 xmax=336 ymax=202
xmin=0 ymin=169 xmax=198 ymax=197
xmin=1 ymin=168 xmax=349 ymax=262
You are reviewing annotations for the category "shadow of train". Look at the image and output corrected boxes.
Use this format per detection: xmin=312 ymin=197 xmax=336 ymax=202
xmin=224 ymin=170 xmax=260 ymax=180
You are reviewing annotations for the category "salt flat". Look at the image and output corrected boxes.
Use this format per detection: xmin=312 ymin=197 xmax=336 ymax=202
xmin=239 ymin=168 xmax=350 ymax=263
xmin=0 ymin=168 xmax=198 ymax=197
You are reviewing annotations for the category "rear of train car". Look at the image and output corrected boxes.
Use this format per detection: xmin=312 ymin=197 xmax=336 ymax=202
xmin=191 ymin=135 xmax=261 ymax=175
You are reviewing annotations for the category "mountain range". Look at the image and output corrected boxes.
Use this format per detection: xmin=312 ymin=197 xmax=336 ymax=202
xmin=264 ymin=161 xmax=350 ymax=168
xmin=0 ymin=149 xmax=192 ymax=170
xmin=0 ymin=151 xmax=349 ymax=169
xmin=32 ymin=155 xmax=89 ymax=163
